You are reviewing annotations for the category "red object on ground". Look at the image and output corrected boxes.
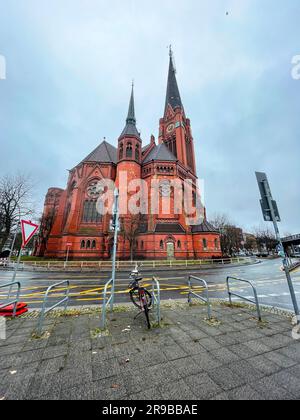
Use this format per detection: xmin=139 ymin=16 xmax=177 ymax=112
xmin=0 ymin=308 xmax=28 ymax=317
xmin=0 ymin=302 xmax=28 ymax=317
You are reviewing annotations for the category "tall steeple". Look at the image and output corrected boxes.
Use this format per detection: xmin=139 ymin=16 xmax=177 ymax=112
xmin=119 ymin=83 xmax=140 ymax=139
xmin=164 ymin=47 xmax=184 ymax=116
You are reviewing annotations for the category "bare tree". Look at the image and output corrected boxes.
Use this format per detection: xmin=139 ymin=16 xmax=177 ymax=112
xmin=211 ymin=213 xmax=243 ymax=256
xmin=0 ymin=174 xmax=35 ymax=251
xmin=253 ymin=226 xmax=277 ymax=253
xmin=119 ymin=214 xmax=146 ymax=261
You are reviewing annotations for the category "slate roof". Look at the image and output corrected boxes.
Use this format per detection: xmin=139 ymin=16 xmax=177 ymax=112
xmin=143 ymin=143 xmax=177 ymax=164
xmin=191 ymin=220 xmax=219 ymax=234
xmin=119 ymin=86 xmax=141 ymax=139
xmin=155 ymin=223 xmax=185 ymax=234
xmin=164 ymin=53 xmax=184 ymax=115
xmin=82 ymin=141 xmax=117 ymax=164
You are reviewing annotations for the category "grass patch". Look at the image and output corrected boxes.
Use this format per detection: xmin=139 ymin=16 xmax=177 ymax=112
xmin=204 ymin=317 xmax=222 ymax=327
xmin=91 ymin=327 xmax=110 ymax=339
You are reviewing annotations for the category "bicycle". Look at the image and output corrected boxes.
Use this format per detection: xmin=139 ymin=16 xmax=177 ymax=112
xmin=128 ymin=264 xmax=152 ymax=329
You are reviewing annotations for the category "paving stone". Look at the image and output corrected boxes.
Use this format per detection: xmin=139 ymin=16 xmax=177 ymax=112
xmin=226 ymin=385 xmax=265 ymax=400
xmin=159 ymin=379 xmax=198 ymax=400
xmin=211 ymin=348 xmax=241 ymax=364
xmin=264 ymin=350 xmax=298 ymax=369
xmin=247 ymin=355 xmax=281 ymax=376
xmin=208 ymin=366 xmax=246 ymax=391
xmin=253 ymin=377 xmax=295 ymax=400
xmin=184 ymin=373 xmax=222 ymax=399
xmin=192 ymin=351 xmax=223 ymax=371
xmin=269 ymin=370 xmax=300 ymax=397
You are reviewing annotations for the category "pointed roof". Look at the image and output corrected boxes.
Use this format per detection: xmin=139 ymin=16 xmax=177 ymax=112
xmin=164 ymin=48 xmax=183 ymax=115
xmin=82 ymin=140 xmax=117 ymax=164
xmin=119 ymin=85 xmax=141 ymax=139
xmin=191 ymin=220 xmax=219 ymax=234
xmin=143 ymin=143 xmax=177 ymax=164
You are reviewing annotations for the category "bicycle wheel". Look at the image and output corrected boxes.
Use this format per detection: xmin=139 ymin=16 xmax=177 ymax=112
xmin=129 ymin=288 xmax=152 ymax=309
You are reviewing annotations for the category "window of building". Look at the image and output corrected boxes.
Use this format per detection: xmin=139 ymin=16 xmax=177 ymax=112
xmin=203 ymin=238 xmax=207 ymax=250
xmin=214 ymin=239 xmax=219 ymax=250
xmin=80 ymin=240 xmax=85 ymax=249
xmin=126 ymin=143 xmax=133 ymax=158
xmin=82 ymin=200 xmax=102 ymax=223
xmin=177 ymin=240 xmax=181 ymax=249
xmin=141 ymin=241 xmax=144 ymax=250
xmin=86 ymin=240 xmax=91 ymax=249
xmin=92 ymin=240 xmax=96 ymax=249
xmin=135 ymin=144 xmax=140 ymax=161
xmin=160 ymin=240 xmax=164 ymax=250
xmin=119 ymin=143 xmax=124 ymax=160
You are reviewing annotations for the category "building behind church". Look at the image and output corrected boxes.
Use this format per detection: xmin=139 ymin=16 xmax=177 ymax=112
xmin=35 ymin=52 xmax=222 ymax=260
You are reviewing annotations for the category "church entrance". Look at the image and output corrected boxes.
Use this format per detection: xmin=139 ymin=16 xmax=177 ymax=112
xmin=167 ymin=242 xmax=175 ymax=260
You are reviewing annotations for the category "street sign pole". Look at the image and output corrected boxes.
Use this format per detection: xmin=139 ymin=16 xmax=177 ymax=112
xmin=110 ymin=189 xmax=119 ymax=311
xmin=263 ymin=180 xmax=300 ymax=321
xmin=256 ymin=173 xmax=300 ymax=321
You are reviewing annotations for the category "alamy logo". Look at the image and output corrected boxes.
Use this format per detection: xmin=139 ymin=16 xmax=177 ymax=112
xmin=292 ymin=316 xmax=300 ymax=340
xmin=0 ymin=55 xmax=6 ymax=80
xmin=0 ymin=317 xmax=6 ymax=340
xmin=291 ymin=55 xmax=300 ymax=80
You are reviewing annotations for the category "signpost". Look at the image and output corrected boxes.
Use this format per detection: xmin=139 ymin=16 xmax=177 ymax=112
xmin=65 ymin=243 xmax=72 ymax=266
xmin=11 ymin=220 xmax=39 ymax=285
xmin=109 ymin=189 xmax=120 ymax=311
xmin=256 ymin=172 xmax=300 ymax=321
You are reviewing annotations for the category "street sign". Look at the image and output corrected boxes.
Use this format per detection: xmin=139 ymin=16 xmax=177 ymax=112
xmin=255 ymin=171 xmax=300 ymax=321
xmin=256 ymin=172 xmax=281 ymax=222
xmin=21 ymin=220 xmax=39 ymax=248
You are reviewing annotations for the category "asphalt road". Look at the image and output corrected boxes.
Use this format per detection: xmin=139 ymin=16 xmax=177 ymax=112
xmin=1 ymin=259 xmax=300 ymax=312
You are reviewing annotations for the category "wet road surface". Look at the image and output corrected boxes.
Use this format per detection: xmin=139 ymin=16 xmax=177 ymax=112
xmin=1 ymin=259 xmax=300 ymax=312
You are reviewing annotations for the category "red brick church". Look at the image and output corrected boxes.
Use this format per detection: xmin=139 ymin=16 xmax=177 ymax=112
xmin=35 ymin=52 xmax=222 ymax=260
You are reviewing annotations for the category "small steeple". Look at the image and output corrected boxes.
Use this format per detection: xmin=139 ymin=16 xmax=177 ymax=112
xmin=119 ymin=83 xmax=140 ymax=139
xmin=164 ymin=46 xmax=183 ymax=116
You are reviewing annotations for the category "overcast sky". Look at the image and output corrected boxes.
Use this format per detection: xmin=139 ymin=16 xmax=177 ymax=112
xmin=0 ymin=0 xmax=299 ymax=234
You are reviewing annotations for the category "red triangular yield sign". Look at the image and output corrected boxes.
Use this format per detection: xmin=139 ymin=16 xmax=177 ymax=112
xmin=21 ymin=220 xmax=39 ymax=248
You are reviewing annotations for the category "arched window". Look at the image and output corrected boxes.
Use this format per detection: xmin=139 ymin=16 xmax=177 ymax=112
xmin=119 ymin=143 xmax=124 ymax=160
xmin=141 ymin=241 xmax=144 ymax=250
xmin=203 ymin=239 xmax=207 ymax=250
xmin=81 ymin=240 xmax=85 ymax=249
xmin=160 ymin=240 xmax=164 ymax=250
xmin=82 ymin=200 xmax=102 ymax=223
xmin=214 ymin=239 xmax=219 ymax=250
xmin=135 ymin=144 xmax=140 ymax=161
xmin=86 ymin=240 xmax=91 ymax=249
xmin=92 ymin=240 xmax=96 ymax=249
xmin=177 ymin=240 xmax=181 ymax=249
xmin=126 ymin=143 xmax=132 ymax=158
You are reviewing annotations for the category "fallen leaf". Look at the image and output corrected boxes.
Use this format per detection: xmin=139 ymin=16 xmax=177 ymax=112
xmin=111 ymin=384 xmax=119 ymax=389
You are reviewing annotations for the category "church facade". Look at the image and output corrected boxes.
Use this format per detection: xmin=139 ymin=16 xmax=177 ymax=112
xmin=35 ymin=53 xmax=222 ymax=260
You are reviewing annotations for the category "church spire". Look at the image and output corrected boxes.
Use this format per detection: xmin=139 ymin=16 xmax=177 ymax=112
xmin=164 ymin=47 xmax=183 ymax=116
xmin=126 ymin=82 xmax=136 ymax=125
xmin=119 ymin=83 xmax=140 ymax=139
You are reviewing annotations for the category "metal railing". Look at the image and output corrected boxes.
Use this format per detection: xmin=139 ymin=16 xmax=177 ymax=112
xmin=36 ymin=280 xmax=70 ymax=335
xmin=226 ymin=276 xmax=262 ymax=321
xmin=101 ymin=278 xmax=114 ymax=329
xmin=0 ymin=282 xmax=21 ymax=317
xmin=187 ymin=275 xmax=211 ymax=320
xmin=152 ymin=277 xmax=161 ymax=325
xmin=23 ymin=257 xmax=254 ymax=271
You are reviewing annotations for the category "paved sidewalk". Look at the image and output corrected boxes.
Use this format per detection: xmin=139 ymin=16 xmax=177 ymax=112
xmin=0 ymin=302 xmax=299 ymax=400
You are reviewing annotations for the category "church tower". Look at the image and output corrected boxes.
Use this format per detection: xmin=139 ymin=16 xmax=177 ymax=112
xmin=159 ymin=48 xmax=196 ymax=175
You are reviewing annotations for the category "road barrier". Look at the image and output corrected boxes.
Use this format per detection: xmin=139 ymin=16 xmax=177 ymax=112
xmin=152 ymin=277 xmax=161 ymax=325
xmin=36 ymin=280 xmax=70 ymax=335
xmin=101 ymin=278 xmax=114 ymax=329
xmin=226 ymin=276 xmax=262 ymax=321
xmin=0 ymin=282 xmax=21 ymax=317
xmin=187 ymin=275 xmax=211 ymax=320
xmin=21 ymin=257 xmax=255 ymax=272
